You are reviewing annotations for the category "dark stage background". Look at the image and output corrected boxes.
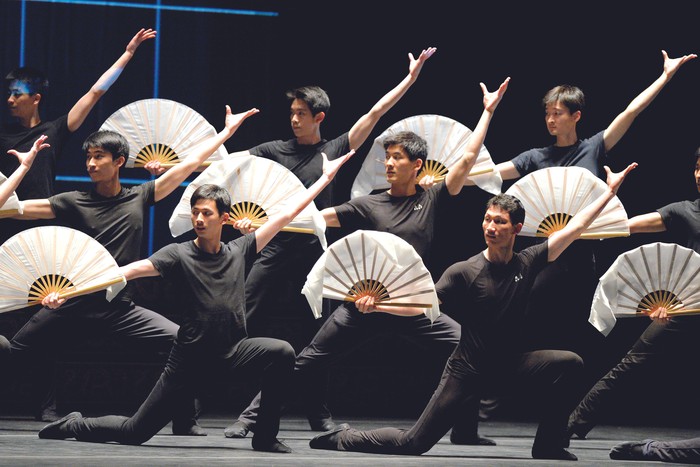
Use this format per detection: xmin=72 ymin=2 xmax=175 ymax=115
xmin=1 ymin=0 xmax=699 ymax=427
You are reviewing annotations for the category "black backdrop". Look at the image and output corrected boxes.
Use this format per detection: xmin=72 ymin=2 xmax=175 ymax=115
xmin=1 ymin=0 xmax=699 ymax=424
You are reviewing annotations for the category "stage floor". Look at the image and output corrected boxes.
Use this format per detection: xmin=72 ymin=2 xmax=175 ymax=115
xmin=1 ymin=414 xmax=696 ymax=466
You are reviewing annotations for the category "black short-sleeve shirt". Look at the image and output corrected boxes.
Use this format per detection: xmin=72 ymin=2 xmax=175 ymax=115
xmin=436 ymin=242 xmax=549 ymax=374
xmin=248 ymin=133 xmax=350 ymax=210
xmin=0 ymin=115 xmax=71 ymax=200
xmin=149 ymin=235 xmax=257 ymax=358
xmin=658 ymin=198 xmax=700 ymax=253
xmin=333 ymin=183 xmax=450 ymax=262
xmin=510 ymin=131 xmax=607 ymax=180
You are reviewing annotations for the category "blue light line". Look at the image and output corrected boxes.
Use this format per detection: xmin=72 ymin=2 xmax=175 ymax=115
xmin=19 ymin=0 xmax=27 ymax=66
xmin=148 ymin=0 xmax=162 ymax=255
xmin=23 ymin=0 xmax=279 ymax=16
xmin=56 ymin=175 xmax=190 ymax=187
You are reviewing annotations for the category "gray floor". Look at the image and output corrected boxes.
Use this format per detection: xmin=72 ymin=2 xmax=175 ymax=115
xmin=1 ymin=413 xmax=698 ymax=466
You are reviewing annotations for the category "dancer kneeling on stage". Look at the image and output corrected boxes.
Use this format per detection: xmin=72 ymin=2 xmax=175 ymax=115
xmin=36 ymin=149 xmax=354 ymax=452
xmin=309 ymin=162 xmax=637 ymax=461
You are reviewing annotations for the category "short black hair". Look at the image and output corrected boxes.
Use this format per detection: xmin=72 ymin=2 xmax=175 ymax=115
xmin=286 ymin=85 xmax=330 ymax=116
xmin=542 ymin=84 xmax=585 ymax=115
xmin=382 ymin=131 xmax=428 ymax=166
xmin=485 ymin=193 xmax=526 ymax=226
xmin=190 ymin=184 xmax=231 ymax=217
xmin=5 ymin=66 xmax=49 ymax=96
xmin=82 ymin=130 xmax=129 ymax=161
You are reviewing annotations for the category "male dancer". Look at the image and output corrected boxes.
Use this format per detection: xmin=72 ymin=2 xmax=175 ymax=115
xmin=568 ymin=147 xmax=700 ymax=440
xmin=36 ymin=148 xmax=354 ymax=453
xmin=309 ymin=162 xmax=637 ymax=462
xmin=1 ymin=28 xmax=157 ymax=244
xmin=215 ymin=47 xmax=438 ymax=434
xmin=0 ymin=105 xmax=258 ymax=432
xmin=227 ymin=78 xmax=510 ymax=445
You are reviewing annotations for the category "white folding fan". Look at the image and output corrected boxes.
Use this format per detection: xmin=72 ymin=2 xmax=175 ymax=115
xmin=0 ymin=226 xmax=126 ymax=313
xmin=589 ymin=242 xmax=700 ymax=336
xmin=99 ymin=98 xmax=228 ymax=169
xmin=504 ymin=166 xmax=629 ymax=239
xmin=350 ymin=114 xmax=502 ymax=199
xmin=168 ymin=155 xmax=327 ymax=247
xmin=0 ymin=170 xmax=22 ymax=218
xmin=301 ymin=230 xmax=440 ymax=323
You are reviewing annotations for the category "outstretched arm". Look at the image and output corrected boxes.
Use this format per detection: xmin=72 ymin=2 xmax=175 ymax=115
xmin=120 ymin=259 xmax=160 ymax=280
xmin=347 ymin=47 xmax=436 ymax=150
xmin=154 ymin=105 xmax=259 ymax=202
xmin=547 ymin=162 xmax=638 ymax=261
xmin=40 ymin=259 xmax=158 ymax=309
xmin=604 ymin=50 xmax=696 ymax=152
xmin=1 ymin=135 xmax=50 ymax=207
xmin=254 ymin=150 xmax=355 ymax=252
xmin=628 ymin=212 xmax=666 ymax=234
xmin=444 ymin=78 xmax=510 ymax=195
xmin=67 ymin=28 xmax=156 ymax=132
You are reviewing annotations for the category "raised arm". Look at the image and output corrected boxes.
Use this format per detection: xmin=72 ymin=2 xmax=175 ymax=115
xmin=67 ymin=28 xmax=156 ymax=132
xmin=444 ymin=78 xmax=510 ymax=195
xmin=547 ymin=162 xmax=638 ymax=261
xmin=603 ymin=50 xmax=696 ymax=152
xmin=1 ymin=135 xmax=50 ymax=207
xmin=254 ymin=150 xmax=354 ymax=252
xmin=347 ymin=47 xmax=436 ymax=150
xmin=154 ymin=105 xmax=259 ymax=202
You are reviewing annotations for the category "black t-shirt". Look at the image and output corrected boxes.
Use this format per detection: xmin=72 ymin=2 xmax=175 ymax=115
xmin=0 ymin=115 xmax=71 ymax=200
xmin=510 ymin=131 xmax=608 ymax=180
xmin=658 ymin=198 xmax=700 ymax=253
xmin=248 ymin=133 xmax=350 ymax=211
xmin=149 ymin=235 xmax=257 ymax=358
xmin=333 ymin=183 xmax=450 ymax=263
xmin=49 ymin=181 xmax=156 ymax=303
xmin=436 ymin=242 xmax=549 ymax=375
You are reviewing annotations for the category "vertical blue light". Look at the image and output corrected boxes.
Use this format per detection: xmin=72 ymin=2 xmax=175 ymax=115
xmin=19 ymin=0 xmax=27 ymax=66
xmin=147 ymin=0 xmax=163 ymax=255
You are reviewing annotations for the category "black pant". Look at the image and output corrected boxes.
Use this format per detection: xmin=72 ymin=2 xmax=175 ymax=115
xmin=336 ymin=349 xmax=584 ymax=455
xmin=636 ymin=438 xmax=700 ymax=464
xmin=60 ymin=338 xmax=295 ymax=444
xmin=4 ymin=295 xmax=180 ymax=417
xmin=569 ymin=315 xmax=700 ymax=435
xmin=238 ymin=303 xmax=472 ymax=433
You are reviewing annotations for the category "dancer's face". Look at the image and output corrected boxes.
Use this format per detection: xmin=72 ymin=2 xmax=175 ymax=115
xmin=191 ymin=198 xmax=227 ymax=240
xmin=482 ymin=206 xmax=521 ymax=248
xmin=85 ymin=147 xmax=123 ymax=182
xmin=384 ymin=145 xmax=421 ymax=186
xmin=544 ymin=101 xmax=580 ymax=138
xmin=289 ymin=99 xmax=322 ymax=142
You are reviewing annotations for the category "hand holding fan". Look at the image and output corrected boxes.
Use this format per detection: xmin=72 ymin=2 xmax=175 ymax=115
xmin=350 ymin=114 xmax=502 ymax=198
xmin=589 ymin=242 xmax=700 ymax=336
xmin=99 ymin=98 xmax=228 ymax=170
xmin=505 ymin=166 xmax=629 ymax=239
xmin=168 ymin=155 xmax=327 ymax=247
xmin=302 ymin=230 xmax=440 ymax=322
xmin=0 ymin=226 xmax=126 ymax=313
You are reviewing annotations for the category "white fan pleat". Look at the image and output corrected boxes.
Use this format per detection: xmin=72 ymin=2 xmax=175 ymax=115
xmin=0 ymin=226 xmax=126 ymax=313
xmin=589 ymin=242 xmax=700 ymax=336
xmin=0 ymin=170 xmax=22 ymax=217
xmin=505 ymin=166 xmax=629 ymax=239
xmin=168 ymin=155 xmax=327 ymax=248
xmin=350 ymin=114 xmax=501 ymax=199
xmin=302 ymin=230 xmax=440 ymax=322
xmin=100 ymin=98 xmax=227 ymax=168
